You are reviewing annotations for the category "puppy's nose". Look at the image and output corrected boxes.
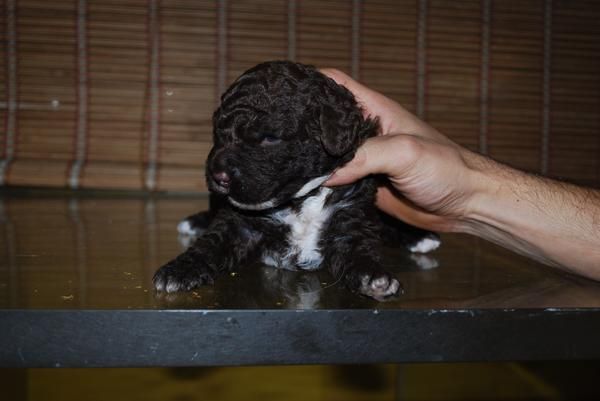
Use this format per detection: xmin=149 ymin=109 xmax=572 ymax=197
xmin=212 ymin=171 xmax=231 ymax=188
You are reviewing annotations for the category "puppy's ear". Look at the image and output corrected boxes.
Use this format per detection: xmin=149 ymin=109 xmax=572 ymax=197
xmin=319 ymin=105 xmax=349 ymax=156
xmin=319 ymin=104 xmax=376 ymax=157
xmin=318 ymin=82 xmax=376 ymax=157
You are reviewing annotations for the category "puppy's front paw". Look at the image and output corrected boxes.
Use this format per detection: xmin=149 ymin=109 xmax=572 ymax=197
xmin=359 ymin=272 xmax=402 ymax=302
xmin=153 ymin=258 xmax=214 ymax=293
xmin=177 ymin=211 xmax=212 ymax=237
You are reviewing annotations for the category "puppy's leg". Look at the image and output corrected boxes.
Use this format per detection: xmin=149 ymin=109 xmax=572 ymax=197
xmin=323 ymin=209 xmax=402 ymax=302
xmin=154 ymin=211 xmax=261 ymax=293
xmin=379 ymin=212 xmax=441 ymax=253
xmin=178 ymin=194 xmax=225 ymax=237
xmin=177 ymin=211 xmax=211 ymax=237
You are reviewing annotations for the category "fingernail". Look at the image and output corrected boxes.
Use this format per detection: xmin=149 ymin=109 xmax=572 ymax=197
xmin=324 ymin=171 xmax=343 ymax=186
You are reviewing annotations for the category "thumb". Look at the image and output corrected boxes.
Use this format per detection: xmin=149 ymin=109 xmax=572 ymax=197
xmin=325 ymin=136 xmax=393 ymax=186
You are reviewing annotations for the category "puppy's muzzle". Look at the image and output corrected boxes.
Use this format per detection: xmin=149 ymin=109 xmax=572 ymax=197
xmin=213 ymin=171 xmax=230 ymax=188
xmin=209 ymin=170 xmax=231 ymax=194
xmin=208 ymin=148 xmax=234 ymax=195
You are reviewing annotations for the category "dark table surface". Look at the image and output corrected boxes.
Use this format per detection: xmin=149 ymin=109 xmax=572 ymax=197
xmin=1 ymin=191 xmax=600 ymax=367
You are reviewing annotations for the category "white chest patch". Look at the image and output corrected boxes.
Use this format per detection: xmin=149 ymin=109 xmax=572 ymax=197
xmin=262 ymin=187 xmax=335 ymax=270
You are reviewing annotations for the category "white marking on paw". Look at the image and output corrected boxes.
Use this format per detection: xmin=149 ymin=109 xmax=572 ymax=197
xmin=154 ymin=279 xmax=165 ymax=291
xmin=177 ymin=220 xmax=195 ymax=236
xmin=360 ymin=274 xmax=401 ymax=301
xmin=165 ymin=281 xmax=181 ymax=293
xmin=409 ymin=236 xmax=441 ymax=253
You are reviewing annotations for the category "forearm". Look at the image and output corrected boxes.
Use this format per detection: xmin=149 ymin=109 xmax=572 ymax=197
xmin=462 ymin=152 xmax=600 ymax=280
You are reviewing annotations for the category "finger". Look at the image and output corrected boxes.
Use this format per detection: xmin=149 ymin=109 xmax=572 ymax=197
xmin=324 ymin=136 xmax=396 ymax=186
xmin=324 ymin=148 xmax=369 ymax=186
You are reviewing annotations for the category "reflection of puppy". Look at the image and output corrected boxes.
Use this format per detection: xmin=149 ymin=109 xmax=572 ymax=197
xmin=153 ymin=61 xmax=439 ymax=301
xmin=259 ymin=267 xmax=323 ymax=309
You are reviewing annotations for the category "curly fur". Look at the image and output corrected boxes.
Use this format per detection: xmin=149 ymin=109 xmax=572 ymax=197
xmin=153 ymin=61 xmax=440 ymax=301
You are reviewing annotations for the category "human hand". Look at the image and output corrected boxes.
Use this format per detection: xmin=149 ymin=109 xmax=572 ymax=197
xmin=321 ymin=69 xmax=484 ymax=233
xmin=321 ymin=70 xmax=600 ymax=279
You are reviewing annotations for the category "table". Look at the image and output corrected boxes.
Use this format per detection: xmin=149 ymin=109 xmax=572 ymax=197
xmin=1 ymin=190 xmax=600 ymax=367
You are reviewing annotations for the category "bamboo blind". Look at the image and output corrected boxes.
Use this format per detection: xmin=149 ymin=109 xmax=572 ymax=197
xmin=0 ymin=0 xmax=598 ymax=192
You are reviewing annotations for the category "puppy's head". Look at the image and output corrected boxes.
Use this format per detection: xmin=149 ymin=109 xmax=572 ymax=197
xmin=207 ymin=61 xmax=377 ymax=210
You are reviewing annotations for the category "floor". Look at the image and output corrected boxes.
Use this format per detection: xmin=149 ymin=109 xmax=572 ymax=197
xmin=4 ymin=362 xmax=579 ymax=401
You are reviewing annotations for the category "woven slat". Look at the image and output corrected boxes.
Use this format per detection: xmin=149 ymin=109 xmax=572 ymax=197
xmin=0 ymin=0 xmax=598 ymax=191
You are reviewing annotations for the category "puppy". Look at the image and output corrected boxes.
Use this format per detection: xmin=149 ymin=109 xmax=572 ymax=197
xmin=153 ymin=61 xmax=440 ymax=301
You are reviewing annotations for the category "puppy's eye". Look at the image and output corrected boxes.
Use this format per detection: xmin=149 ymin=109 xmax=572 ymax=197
xmin=260 ymin=135 xmax=282 ymax=146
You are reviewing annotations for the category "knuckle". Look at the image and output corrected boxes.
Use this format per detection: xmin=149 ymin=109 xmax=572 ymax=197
xmin=321 ymin=68 xmax=347 ymax=84
xmin=353 ymin=146 xmax=369 ymax=168
xmin=392 ymin=135 xmax=424 ymax=158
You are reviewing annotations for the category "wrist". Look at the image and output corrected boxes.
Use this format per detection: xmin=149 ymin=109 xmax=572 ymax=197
xmin=464 ymin=155 xmax=535 ymax=231
xmin=454 ymin=153 xmax=566 ymax=270
xmin=450 ymin=149 xmax=505 ymax=234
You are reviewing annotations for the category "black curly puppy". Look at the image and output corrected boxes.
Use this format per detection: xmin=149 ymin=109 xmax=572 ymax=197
xmin=153 ymin=61 xmax=440 ymax=301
